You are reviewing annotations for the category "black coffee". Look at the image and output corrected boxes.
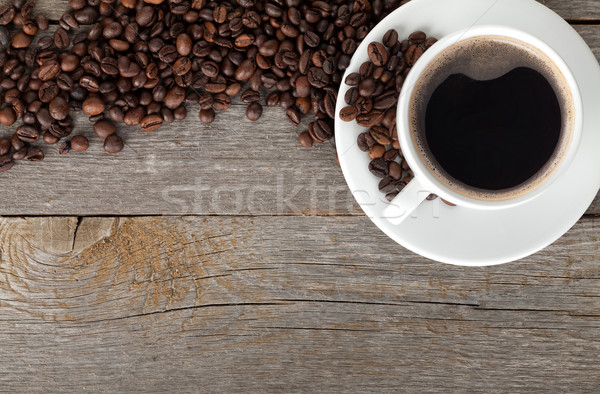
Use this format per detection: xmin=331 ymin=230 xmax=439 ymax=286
xmin=410 ymin=35 xmax=574 ymax=199
xmin=425 ymin=67 xmax=561 ymax=190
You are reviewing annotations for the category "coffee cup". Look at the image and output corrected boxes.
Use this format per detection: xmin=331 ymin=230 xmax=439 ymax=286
xmin=384 ymin=25 xmax=583 ymax=224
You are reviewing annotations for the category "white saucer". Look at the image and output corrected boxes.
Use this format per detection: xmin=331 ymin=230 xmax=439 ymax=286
xmin=335 ymin=0 xmax=600 ymax=266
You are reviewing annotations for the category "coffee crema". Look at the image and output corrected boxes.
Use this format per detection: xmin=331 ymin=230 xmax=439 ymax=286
xmin=410 ymin=35 xmax=575 ymax=201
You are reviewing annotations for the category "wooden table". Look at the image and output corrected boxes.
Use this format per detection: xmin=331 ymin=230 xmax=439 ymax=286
xmin=1 ymin=1 xmax=599 ymax=391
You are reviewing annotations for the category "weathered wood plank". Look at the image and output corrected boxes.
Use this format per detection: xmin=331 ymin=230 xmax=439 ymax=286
xmin=0 ymin=215 xmax=599 ymax=391
xmin=30 ymin=1 xmax=600 ymax=21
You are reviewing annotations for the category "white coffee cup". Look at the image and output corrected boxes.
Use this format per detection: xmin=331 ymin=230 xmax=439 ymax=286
xmin=384 ymin=25 xmax=583 ymax=224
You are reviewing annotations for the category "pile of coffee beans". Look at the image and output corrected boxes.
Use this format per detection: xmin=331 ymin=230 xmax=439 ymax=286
xmin=339 ymin=29 xmax=438 ymax=202
xmin=0 ymin=0 xmax=416 ymax=173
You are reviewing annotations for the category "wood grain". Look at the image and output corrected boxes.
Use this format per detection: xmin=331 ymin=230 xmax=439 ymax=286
xmin=0 ymin=215 xmax=599 ymax=391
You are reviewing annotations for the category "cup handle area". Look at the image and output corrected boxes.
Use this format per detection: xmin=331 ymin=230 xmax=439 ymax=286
xmin=383 ymin=177 xmax=430 ymax=225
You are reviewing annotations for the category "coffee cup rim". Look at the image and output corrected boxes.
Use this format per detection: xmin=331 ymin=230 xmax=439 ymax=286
xmin=397 ymin=24 xmax=583 ymax=210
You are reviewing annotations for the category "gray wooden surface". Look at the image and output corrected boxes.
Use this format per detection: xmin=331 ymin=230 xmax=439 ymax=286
xmin=1 ymin=1 xmax=599 ymax=392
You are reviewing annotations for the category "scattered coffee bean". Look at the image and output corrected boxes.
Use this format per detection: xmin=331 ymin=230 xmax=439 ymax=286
xmin=104 ymin=134 xmax=123 ymax=154
xmin=70 ymin=135 xmax=89 ymax=152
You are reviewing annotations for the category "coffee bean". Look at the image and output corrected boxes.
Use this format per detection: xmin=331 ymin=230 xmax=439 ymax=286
xmin=246 ymin=102 xmax=262 ymax=122
xmin=383 ymin=29 xmax=399 ymax=48
xmin=356 ymin=110 xmax=384 ymax=127
xmin=0 ymin=138 xmax=10 ymax=155
xmin=0 ymin=5 xmax=15 ymax=25
xmin=357 ymin=132 xmax=376 ymax=152
xmin=307 ymin=67 xmax=329 ymax=88
xmin=164 ymin=86 xmax=185 ymax=109
xmin=39 ymin=81 xmax=59 ymax=103
xmin=0 ymin=154 xmax=14 ymax=172
xmin=93 ymin=119 xmax=116 ymax=139
xmin=141 ymin=114 xmax=163 ymax=132
xmin=409 ymin=31 xmax=427 ymax=45
xmin=54 ymin=28 xmax=70 ymax=49
xmin=70 ymin=135 xmax=89 ymax=152
xmin=298 ymin=131 xmax=313 ymax=148
xmin=345 ymin=87 xmax=359 ymax=105
xmin=368 ymin=42 xmax=389 ymax=66
xmin=16 ymin=125 xmax=39 ymax=143
xmin=199 ymin=108 xmax=215 ymax=125
xmin=25 ymin=147 xmax=44 ymax=162
xmin=82 ymin=96 xmax=105 ymax=116
xmin=35 ymin=14 xmax=48 ymax=30
xmin=370 ymin=126 xmax=392 ymax=145
xmin=43 ymin=131 xmax=59 ymax=145
xmin=0 ymin=106 xmax=16 ymax=126
xmin=384 ymin=149 xmax=399 ymax=162
xmin=104 ymin=134 xmax=123 ymax=154
xmin=369 ymin=158 xmax=388 ymax=178
xmin=406 ymin=44 xmax=424 ymax=66
xmin=425 ymin=37 xmax=438 ymax=49
xmin=339 ymin=105 xmax=358 ymax=122
xmin=12 ymin=31 xmax=32 ymax=48
xmin=286 ymin=107 xmax=301 ymax=126
xmin=124 ymin=107 xmax=145 ymax=126
xmin=49 ymin=96 xmax=69 ymax=120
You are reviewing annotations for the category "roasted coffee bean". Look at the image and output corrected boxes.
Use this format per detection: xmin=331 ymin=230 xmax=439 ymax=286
xmin=357 ymin=132 xmax=376 ymax=152
xmin=0 ymin=154 xmax=14 ymax=172
xmin=82 ymin=96 xmax=105 ymax=116
xmin=38 ymin=81 xmax=59 ymax=103
xmin=54 ymin=28 xmax=70 ymax=49
xmin=0 ymin=5 xmax=15 ymax=26
xmin=409 ymin=31 xmax=427 ymax=44
xmin=368 ymin=42 xmax=389 ymax=66
xmin=358 ymin=78 xmax=376 ymax=97
xmin=124 ymin=107 xmax=145 ymax=126
xmin=370 ymin=126 xmax=392 ymax=145
xmin=374 ymin=90 xmax=397 ymax=110
xmin=0 ymin=107 xmax=16 ymax=126
xmin=345 ymin=73 xmax=361 ymax=86
xmin=344 ymin=87 xmax=359 ymax=105
xmin=369 ymin=158 xmax=388 ymax=178
xmin=246 ymin=102 xmax=262 ymax=122
xmin=25 ymin=147 xmax=44 ymax=162
xmin=212 ymin=94 xmax=231 ymax=111
xmin=104 ymin=134 xmax=123 ymax=154
xmin=241 ymin=89 xmax=260 ymax=103
xmin=43 ymin=131 xmax=59 ymax=145
xmin=286 ymin=107 xmax=301 ymax=126
xmin=199 ymin=108 xmax=215 ymax=125
xmin=307 ymin=67 xmax=329 ymax=88
xmin=424 ymin=37 xmax=438 ymax=49
xmin=140 ymin=114 xmax=163 ymax=132
xmin=383 ymin=29 xmax=399 ymax=48
xmin=70 ymin=135 xmax=89 ymax=152
xmin=16 ymin=125 xmax=39 ymax=143
xmin=339 ymin=105 xmax=358 ymax=122
xmin=266 ymin=92 xmax=280 ymax=107
xmin=356 ymin=110 xmax=384 ymax=128
xmin=35 ymin=14 xmax=48 ymax=30
xmin=356 ymin=97 xmax=373 ymax=114
xmin=94 ymin=119 xmax=116 ymax=139
xmin=0 ymin=138 xmax=10 ymax=155
xmin=12 ymin=31 xmax=32 ymax=48
xmin=164 ymin=86 xmax=185 ymax=109
xmin=384 ymin=149 xmax=399 ymax=162
xmin=49 ymin=96 xmax=69 ymax=121
xmin=313 ymin=119 xmax=333 ymax=142
xmin=406 ymin=44 xmax=424 ymax=67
